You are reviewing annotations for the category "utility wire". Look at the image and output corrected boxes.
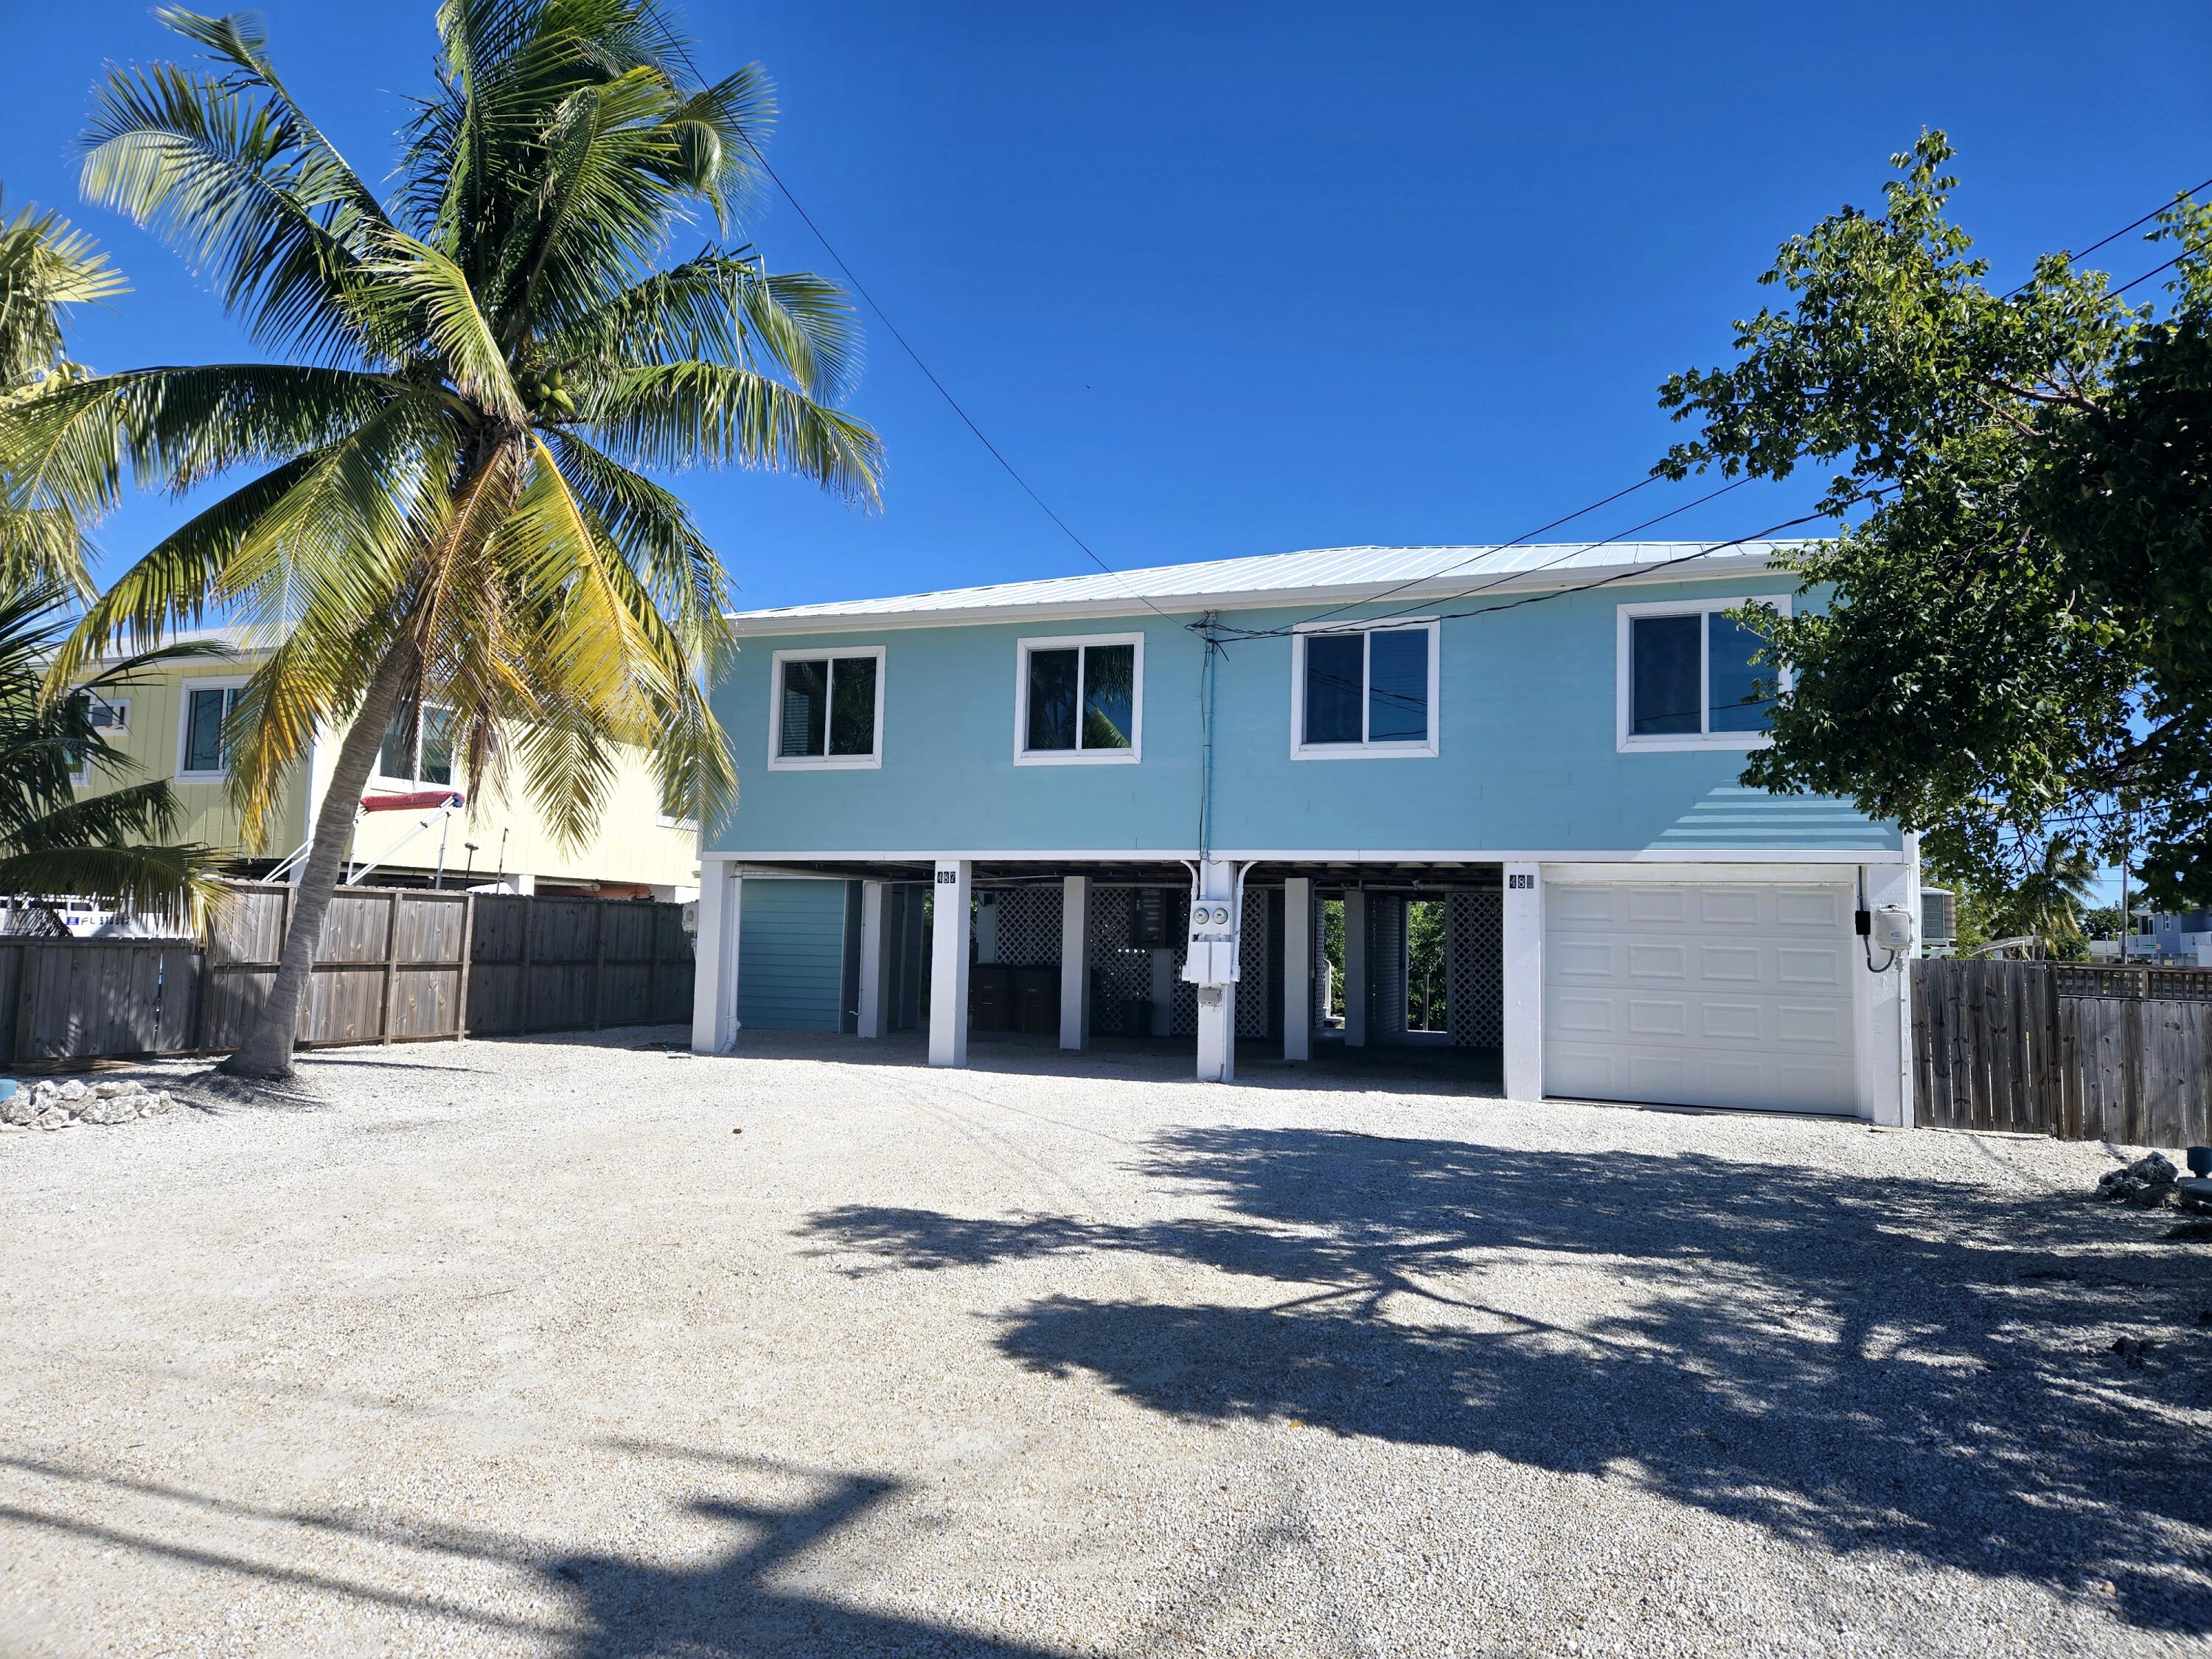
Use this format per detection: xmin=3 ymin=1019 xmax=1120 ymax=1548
xmin=735 ymin=133 xmax=2205 ymax=636
xmin=1232 ymin=178 xmax=2212 ymax=645
xmin=734 ymin=134 xmax=1181 ymax=622
xmin=1220 ymin=474 xmax=1755 ymax=641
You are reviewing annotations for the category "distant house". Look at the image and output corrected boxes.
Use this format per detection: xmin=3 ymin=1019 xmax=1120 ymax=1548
xmin=2122 ymin=910 xmax=2212 ymax=966
xmin=67 ymin=629 xmax=698 ymax=898
xmin=692 ymin=543 xmax=1919 ymax=1124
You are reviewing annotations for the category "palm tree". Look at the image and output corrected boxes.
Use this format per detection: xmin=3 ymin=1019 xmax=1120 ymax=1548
xmin=0 ymin=191 xmax=125 ymax=586
xmin=1997 ymin=835 xmax=2099 ymax=947
xmin=0 ymin=1 xmax=882 ymax=1076
xmin=0 ymin=580 xmax=226 ymax=930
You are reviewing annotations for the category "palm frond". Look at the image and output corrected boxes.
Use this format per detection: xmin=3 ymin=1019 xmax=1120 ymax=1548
xmin=0 ymin=842 xmax=229 ymax=930
xmin=80 ymin=60 xmax=385 ymax=361
xmin=0 ymin=363 xmax=399 ymax=520
xmin=0 ymin=193 xmax=129 ymax=390
xmin=587 ymin=361 xmax=881 ymax=502
xmin=543 ymin=254 xmax=861 ymax=400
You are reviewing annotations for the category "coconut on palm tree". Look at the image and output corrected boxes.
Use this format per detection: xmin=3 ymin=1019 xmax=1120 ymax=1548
xmin=0 ymin=1 xmax=882 ymax=1075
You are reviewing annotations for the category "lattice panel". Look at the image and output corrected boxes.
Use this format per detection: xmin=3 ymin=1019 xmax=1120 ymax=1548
xmin=1089 ymin=887 xmax=1155 ymax=1035
xmin=1448 ymin=889 xmax=1503 ymax=1046
xmin=984 ymin=884 xmax=1062 ymax=967
xmin=1167 ymin=887 xmax=1272 ymax=1037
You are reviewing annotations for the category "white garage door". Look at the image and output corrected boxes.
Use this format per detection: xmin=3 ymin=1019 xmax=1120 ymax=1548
xmin=1543 ymin=880 xmax=1860 ymax=1116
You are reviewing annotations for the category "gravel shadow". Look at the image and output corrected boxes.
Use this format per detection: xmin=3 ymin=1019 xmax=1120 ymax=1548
xmin=801 ymin=1127 xmax=2212 ymax=1635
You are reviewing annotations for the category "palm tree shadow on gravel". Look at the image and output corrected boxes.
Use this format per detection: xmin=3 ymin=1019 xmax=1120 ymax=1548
xmin=800 ymin=1127 xmax=2212 ymax=1635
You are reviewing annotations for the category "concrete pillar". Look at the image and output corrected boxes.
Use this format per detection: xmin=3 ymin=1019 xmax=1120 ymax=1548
xmin=928 ymin=858 xmax=972 ymax=1067
xmin=1343 ymin=888 xmax=1368 ymax=1047
xmin=690 ymin=863 xmax=740 ymax=1054
xmin=1060 ymin=874 xmax=1091 ymax=1049
xmin=1282 ymin=877 xmax=1312 ymax=1062
xmin=1191 ymin=858 xmax=1239 ymax=1083
xmin=1501 ymin=862 xmax=1542 ymax=1102
xmin=1195 ymin=984 xmax=1237 ymax=1082
xmin=857 ymin=880 xmax=889 ymax=1038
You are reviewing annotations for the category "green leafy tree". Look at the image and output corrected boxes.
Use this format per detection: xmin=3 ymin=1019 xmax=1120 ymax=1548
xmin=0 ymin=2 xmax=881 ymax=1075
xmin=1657 ymin=133 xmax=2211 ymax=911
xmin=2079 ymin=902 xmax=2123 ymax=942
xmin=1407 ymin=898 xmax=1446 ymax=1030
xmin=0 ymin=580 xmax=225 ymax=928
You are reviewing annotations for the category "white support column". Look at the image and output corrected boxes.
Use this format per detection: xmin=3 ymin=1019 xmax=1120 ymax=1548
xmin=1195 ymin=984 xmax=1237 ymax=1081
xmin=1190 ymin=861 xmax=1240 ymax=1083
xmin=857 ymin=880 xmax=889 ymax=1039
xmin=1343 ymin=888 xmax=1368 ymax=1047
xmin=928 ymin=858 xmax=972 ymax=1067
xmin=1060 ymin=874 xmax=1091 ymax=1050
xmin=1860 ymin=858 xmax=1914 ymax=1127
xmin=1282 ymin=877 xmax=1312 ymax=1062
xmin=1501 ymin=863 xmax=1543 ymax=1102
xmin=690 ymin=862 xmax=740 ymax=1054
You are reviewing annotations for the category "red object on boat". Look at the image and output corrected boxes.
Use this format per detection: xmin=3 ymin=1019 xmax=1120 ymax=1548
xmin=358 ymin=789 xmax=465 ymax=813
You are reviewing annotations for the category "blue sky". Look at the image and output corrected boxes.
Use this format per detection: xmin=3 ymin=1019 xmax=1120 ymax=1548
xmin=7 ymin=0 xmax=2209 ymax=619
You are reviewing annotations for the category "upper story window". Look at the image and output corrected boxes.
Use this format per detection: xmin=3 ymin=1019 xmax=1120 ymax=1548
xmin=769 ymin=646 xmax=883 ymax=770
xmin=1616 ymin=596 xmax=1789 ymax=752
xmin=1015 ymin=634 xmax=1142 ymax=765
xmin=1290 ymin=620 xmax=1439 ymax=759
xmin=178 ymin=678 xmax=247 ymax=779
xmin=377 ymin=699 xmax=456 ymax=787
xmin=67 ymin=692 xmax=128 ymax=787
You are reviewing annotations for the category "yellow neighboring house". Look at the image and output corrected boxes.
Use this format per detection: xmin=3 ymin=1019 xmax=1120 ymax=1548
xmin=73 ymin=628 xmax=700 ymax=897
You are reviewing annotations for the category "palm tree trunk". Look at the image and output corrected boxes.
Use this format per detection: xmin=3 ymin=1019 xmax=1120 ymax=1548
xmin=222 ymin=644 xmax=418 ymax=1079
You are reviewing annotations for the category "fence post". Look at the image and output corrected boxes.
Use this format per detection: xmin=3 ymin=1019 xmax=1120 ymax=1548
xmin=591 ymin=899 xmax=608 ymax=1031
xmin=646 ymin=903 xmax=662 ymax=1026
xmin=13 ymin=944 xmax=36 ymax=1071
xmin=380 ymin=888 xmax=400 ymax=1045
xmin=518 ymin=895 xmax=536 ymax=1034
xmin=457 ymin=892 xmax=476 ymax=1041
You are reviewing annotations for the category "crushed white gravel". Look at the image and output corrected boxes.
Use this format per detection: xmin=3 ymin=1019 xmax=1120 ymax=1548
xmin=1 ymin=1026 xmax=2208 ymax=1658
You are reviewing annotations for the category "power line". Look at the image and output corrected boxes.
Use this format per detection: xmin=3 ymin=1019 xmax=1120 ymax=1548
xmin=734 ymin=133 xmax=2205 ymax=636
xmin=1220 ymin=474 xmax=1756 ymax=641
xmin=732 ymin=134 xmax=1181 ymax=622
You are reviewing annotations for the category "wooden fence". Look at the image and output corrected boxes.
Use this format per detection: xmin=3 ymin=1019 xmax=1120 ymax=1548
xmin=0 ymin=881 xmax=692 ymax=1070
xmin=1913 ymin=958 xmax=2212 ymax=1146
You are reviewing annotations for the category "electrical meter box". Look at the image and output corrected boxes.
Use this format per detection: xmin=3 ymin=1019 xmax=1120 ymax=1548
xmin=1181 ymin=894 xmax=1241 ymax=986
xmin=1871 ymin=904 xmax=1914 ymax=953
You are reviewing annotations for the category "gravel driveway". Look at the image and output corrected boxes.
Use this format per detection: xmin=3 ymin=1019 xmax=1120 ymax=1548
xmin=2 ymin=1027 xmax=2208 ymax=1657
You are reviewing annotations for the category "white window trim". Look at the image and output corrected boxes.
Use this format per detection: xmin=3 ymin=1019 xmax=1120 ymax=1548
xmin=1288 ymin=618 xmax=1441 ymax=761
xmin=1616 ymin=595 xmax=1792 ymax=754
xmin=69 ymin=694 xmax=130 ymax=787
xmin=1012 ymin=632 xmax=1145 ymax=766
xmin=372 ymin=700 xmax=459 ymax=789
xmin=766 ymin=645 xmax=886 ymax=771
xmin=175 ymin=676 xmax=249 ymax=781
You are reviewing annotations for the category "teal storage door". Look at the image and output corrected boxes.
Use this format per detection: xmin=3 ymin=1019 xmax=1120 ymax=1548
xmin=737 ymin=878 xmax=850 ymax=1032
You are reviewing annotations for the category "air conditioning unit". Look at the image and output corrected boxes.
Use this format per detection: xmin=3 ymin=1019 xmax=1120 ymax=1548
xmin=1920 ymin=888 xmax=1957 ymax=950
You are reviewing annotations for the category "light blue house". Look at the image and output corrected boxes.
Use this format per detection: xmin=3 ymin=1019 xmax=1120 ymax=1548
xmin=692 ymin=542 xmax=1919 ymax=1123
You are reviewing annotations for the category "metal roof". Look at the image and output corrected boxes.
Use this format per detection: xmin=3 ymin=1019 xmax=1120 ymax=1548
xmin=723 ymin=540 xmax=1805 ymax=634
